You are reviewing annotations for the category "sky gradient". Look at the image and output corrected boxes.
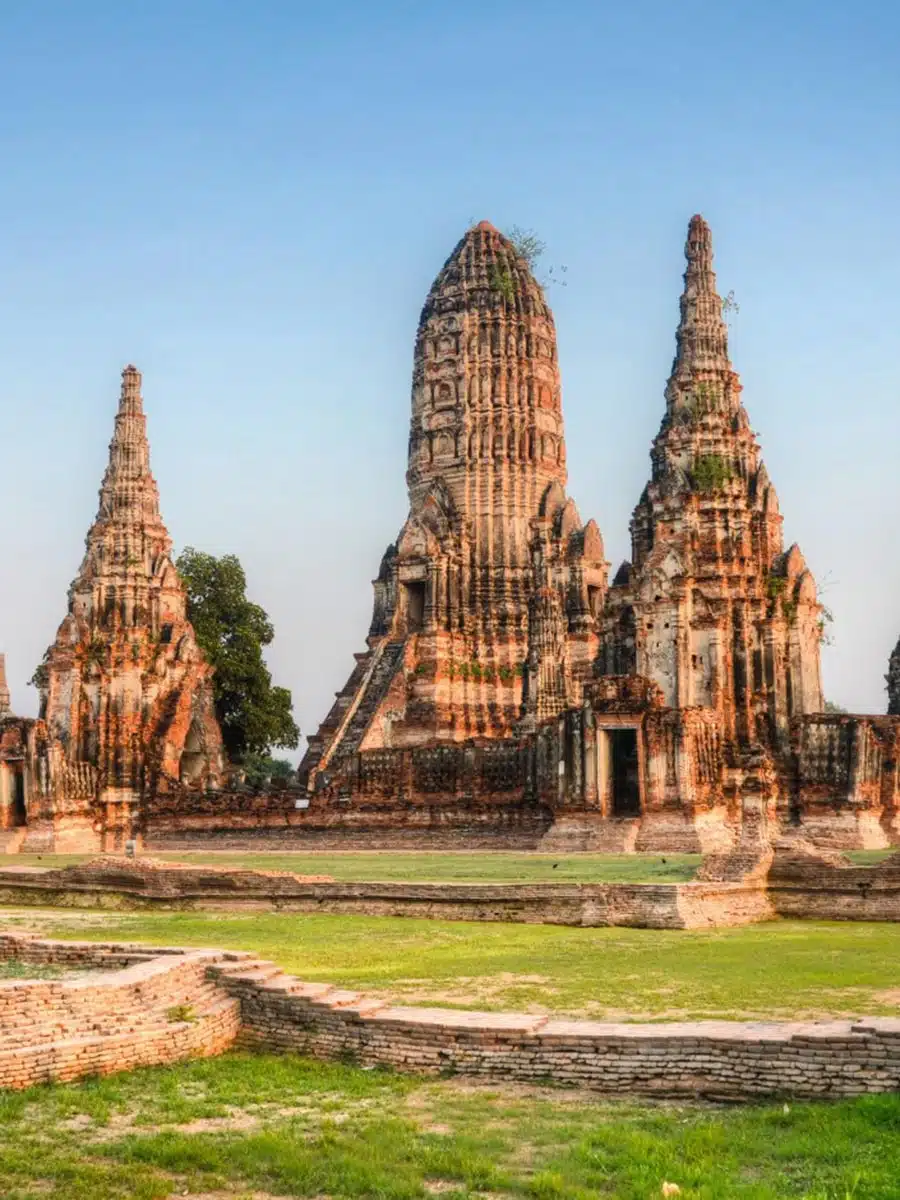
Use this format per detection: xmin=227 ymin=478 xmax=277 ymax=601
xmin=1 ymin=0 xmax=898 ymax=752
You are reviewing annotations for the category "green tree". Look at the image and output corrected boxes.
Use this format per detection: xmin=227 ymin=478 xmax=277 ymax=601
xmin=241 ymin=754 xmax=296 ymax=789
xmin=176 ymin=548 xmax=300 ymax=763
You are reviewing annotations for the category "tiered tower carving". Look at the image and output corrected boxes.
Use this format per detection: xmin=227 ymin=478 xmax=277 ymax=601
xmin=302 ymin=222 xmax=607 ymax=783
xmin=600 ymin=215 xmax=823 ymax=752
xmin=36 ymin=366 xmax=224 ymax=798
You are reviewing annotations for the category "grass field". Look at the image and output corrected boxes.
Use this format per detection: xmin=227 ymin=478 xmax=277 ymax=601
xmin=0 ymin=1051 xmax=898 ymax=1199
xmin=5 ymin=847 xmax=893 ymax=881
xmin=8 ymin=908 xmax=900 ymax=1021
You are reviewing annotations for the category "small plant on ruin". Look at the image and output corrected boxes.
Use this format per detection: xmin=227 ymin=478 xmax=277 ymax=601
xmin=165 ymin=1003 xmax=196 ymax=1024
xmin=824 ymin=700 xmax=849 ymax=714
xmin=29 ymin=659 xmax=49 ymax=691
xmin=721 ymin=290 xmax=740 ymax=324
xmin=506 ymin=225 xmax=568 ymax=290
xmin=816 ymin=574 xmax=837 ymax=647
xmin=818 ymin=605 xmax=835 ymax=646
xmin=489 ymin=261 xmax=516 ymax=304
xmin=688 ymin=382 xmax=719 ymax=419
xmin=84 ymin=637 xmax=106 ymax=668
xmin=690 ymin=453 xmax=734 ymax=493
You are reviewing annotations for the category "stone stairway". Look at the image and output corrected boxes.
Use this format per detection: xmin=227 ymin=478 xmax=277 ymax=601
xmin=327 ymin=639 xmax=407 ymax=765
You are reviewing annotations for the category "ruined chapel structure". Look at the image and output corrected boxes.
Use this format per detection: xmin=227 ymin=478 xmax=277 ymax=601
xmin=1 ymin=367 xmax=224 ymax=852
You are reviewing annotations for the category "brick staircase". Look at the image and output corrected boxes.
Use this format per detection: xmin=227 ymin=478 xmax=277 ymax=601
xmin=299 ymin=639 xmax=406 ymax=786
xmin=332 ymin=639 xmax=406 ymax=761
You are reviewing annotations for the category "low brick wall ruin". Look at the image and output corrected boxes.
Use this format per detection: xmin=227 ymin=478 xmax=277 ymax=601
xmin=4 ymin=934 xmax=900 ymax=1100
xmin=0 ymin=934 xmax=241 ymax=1090
xmin=225 ymin=967 xmax=900 ymax=1101
xmin=0 ymin=858 xmax=773 ymax=928
xmin=4 ymin=849 xmax=900 ymax=926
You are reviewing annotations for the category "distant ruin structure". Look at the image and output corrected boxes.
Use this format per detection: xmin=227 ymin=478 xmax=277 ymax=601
xmin=3 ymin=368 xmax=224 ymax=852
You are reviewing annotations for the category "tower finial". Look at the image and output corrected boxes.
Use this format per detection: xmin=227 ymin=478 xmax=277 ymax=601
xmin=670 ymin=213 xmax=730 ymax=378
xmin=119 ymin=364 xmax=143 ymax=414
xmin=0 ymin=653 xmax=10 ymax=717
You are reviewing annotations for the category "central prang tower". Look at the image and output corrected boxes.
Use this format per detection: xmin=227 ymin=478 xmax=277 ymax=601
xmin=302 ymin=222 xmax=607 ymax=784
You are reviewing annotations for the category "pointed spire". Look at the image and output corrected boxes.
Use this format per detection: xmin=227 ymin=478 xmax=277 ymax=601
xmin=670 ymin=214 xmax=731 ymax=379
xmin=0 ymin=653 xmax=10 ymax=717
xmin=95 ymin=365 xmax=163 ymax=527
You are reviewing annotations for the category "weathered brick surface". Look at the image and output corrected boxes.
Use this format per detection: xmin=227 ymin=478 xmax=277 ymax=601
xmin=0 ymin=934 xmax=241 ymax=1090
xmin=0 ymin=859 xmax=771 ymax=927
xmin=217 ymin=964 xmax=900 ymax=1101
xmin=3 ymin=934 xmax=900 ymax=1100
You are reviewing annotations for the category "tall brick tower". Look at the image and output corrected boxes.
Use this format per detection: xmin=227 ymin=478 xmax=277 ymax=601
xmin=37 ymin=367 xmax=224 ymax=823
xmin=601 ymin=216 xmax=823 ymax=752
xmin=302 ymin=222 xmax=607 ymax=785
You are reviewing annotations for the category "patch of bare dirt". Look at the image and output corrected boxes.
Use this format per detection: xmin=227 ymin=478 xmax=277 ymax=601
xmin=370 ymin=973 xmax=560 ymax=1012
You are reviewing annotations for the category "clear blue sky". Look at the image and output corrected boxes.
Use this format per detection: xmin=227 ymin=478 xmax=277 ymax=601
xmin=2 ymin=0 xmax=898 ymax=749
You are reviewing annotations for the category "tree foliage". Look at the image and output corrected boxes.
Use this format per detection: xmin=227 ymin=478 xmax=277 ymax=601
xmin=241 ymin=754 xmax=296 ymax=789
xmin=176 ymin=548 xmax=300 ymax=763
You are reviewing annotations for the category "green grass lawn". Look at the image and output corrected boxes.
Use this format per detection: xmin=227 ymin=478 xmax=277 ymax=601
xmin=4 ymin=846 xmax=893 ymax=882
xmin=8 ymin=908 xmax=899 ymax=1021
xmin=0 ymin=1051 xmax=898 ymax=1199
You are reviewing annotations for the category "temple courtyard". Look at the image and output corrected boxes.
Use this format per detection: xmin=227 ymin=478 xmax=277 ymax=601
xmin=2 ymin=900 xmax=900 ymax=1199
xmin=3 ymin=851 xmax=900 ymax=1198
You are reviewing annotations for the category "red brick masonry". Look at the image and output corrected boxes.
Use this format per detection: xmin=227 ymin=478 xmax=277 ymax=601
xmin=2 ymin=933 xmax=900 ymax=1099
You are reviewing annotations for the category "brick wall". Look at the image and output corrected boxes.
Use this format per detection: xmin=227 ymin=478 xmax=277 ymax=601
xmin=217 ymin=964 xmax=900 ymax=1101
xmin=3 ymin=935 xmax=900 ymax=1100
xmin=0 ymin=860 xmax=772 ymax=927
xmin=0 ymin=935 xmax=241 ymax=1089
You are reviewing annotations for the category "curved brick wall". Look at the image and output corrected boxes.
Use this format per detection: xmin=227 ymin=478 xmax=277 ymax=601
xmin=214 ymin=958 xmax=900 ymax=1101
xmin=0 ymin=935 xmax=240 ymax=1090
xmin=2 ymin=935 xmax=899 ymax=1099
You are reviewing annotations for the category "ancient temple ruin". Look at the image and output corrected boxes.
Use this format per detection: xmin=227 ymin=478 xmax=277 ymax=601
xmin=21 ymin=367 xmax=225 ymax=850
xmin=3 ymin=215 xmax=899 ymax=855
xmin=301 ymin=221 xmax=607 ymax=790
xmin=292 ymin=216 xmax=898 ymax=852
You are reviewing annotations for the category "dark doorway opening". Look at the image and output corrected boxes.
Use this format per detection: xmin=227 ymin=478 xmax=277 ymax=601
xmin=404 ymin=581 xmax=426 ymax=632
xmin=610 ymin=729 xmax=640 ymax=816
xmin=11 ymin=773 xmax=26 ymax=827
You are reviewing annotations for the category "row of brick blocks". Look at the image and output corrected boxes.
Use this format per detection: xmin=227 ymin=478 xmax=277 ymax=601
xmin=2 ymin=934 xmax=900 ymax=1099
